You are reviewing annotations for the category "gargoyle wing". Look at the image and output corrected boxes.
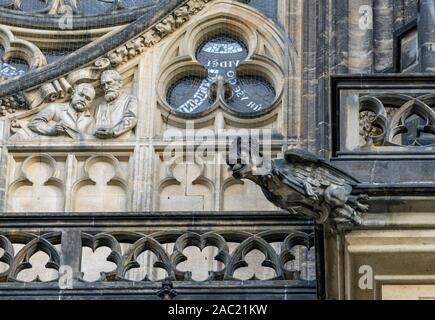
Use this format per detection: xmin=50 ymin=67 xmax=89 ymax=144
xmin=284 ymin=149 xmax=360 ymax=187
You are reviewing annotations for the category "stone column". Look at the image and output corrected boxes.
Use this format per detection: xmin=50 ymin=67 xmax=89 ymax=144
xmin=348 ymin=0 xmax=374 ymax=73
xmin=419 ymin=0 xmax=435 ymax=72
xmin=374 ymin=0 xmax=394 ymax=72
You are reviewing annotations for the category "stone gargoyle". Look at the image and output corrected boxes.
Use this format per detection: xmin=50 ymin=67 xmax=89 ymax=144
xmin=227 ymin=137 xmax=369 ymax=226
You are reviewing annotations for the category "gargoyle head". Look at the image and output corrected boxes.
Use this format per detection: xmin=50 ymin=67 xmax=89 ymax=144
xmin=227 ymin=137 xmax=269 ymax=180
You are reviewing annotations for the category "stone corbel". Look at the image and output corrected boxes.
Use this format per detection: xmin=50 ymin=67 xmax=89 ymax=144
xmin=227 ymin=138 xmax=369 ymax=229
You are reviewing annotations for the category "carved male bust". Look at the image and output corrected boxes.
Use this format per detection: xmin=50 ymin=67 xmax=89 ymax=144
xmin=27 ymin=83 xmax=96 ymax=139
xmin=94 ymin=70 xmax=138 ymax=139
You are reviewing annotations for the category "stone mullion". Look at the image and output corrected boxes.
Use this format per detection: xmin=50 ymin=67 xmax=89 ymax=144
xmin=60 ymin=229 xmax=82 ymax=283
xmin=303 ymin=0 xmax=319 ymax=153
xmin=132 ymin=145 xmax=154 ymax=211
xmin=130 ymin=51 xmax=158 ymax=212
xmin=135 ymin=51 xmax=157 ymax=141
xmin=0 ymin=146 xmax=9 ymax=212
xmin=316 ymin=0 xmax=331 ymax=158
xmin=63 ymin=154 xmax=77 ymax=212
xmin=0 ymin=119 xmax=8 ymax=212
xmin=331 ymin=0 xmax=349 ymax=75
xmin=213 ymin=151 xmax=222 ymax=211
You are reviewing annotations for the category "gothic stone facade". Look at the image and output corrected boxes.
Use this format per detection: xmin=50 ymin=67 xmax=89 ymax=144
xmin=0 ymin=0 xmax=434 ymax=300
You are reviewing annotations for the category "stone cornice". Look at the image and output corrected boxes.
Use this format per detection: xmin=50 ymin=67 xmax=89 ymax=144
xmin=0 ymin=211 xmax=312 ymax=230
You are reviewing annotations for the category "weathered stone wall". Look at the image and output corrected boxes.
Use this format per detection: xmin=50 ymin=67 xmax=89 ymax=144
xmin=312 ymin=0 xmax=435 ymax=300
xmin=0 ymin=0 xmax=316 ymax=291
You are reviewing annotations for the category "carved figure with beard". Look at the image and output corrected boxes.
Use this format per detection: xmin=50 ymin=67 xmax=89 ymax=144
xmin=94 ymin=70 xmax=138 ymax=139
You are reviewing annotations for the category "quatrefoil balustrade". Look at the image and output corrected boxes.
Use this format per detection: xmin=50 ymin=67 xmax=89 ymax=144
xmin=279 ymin=231 xmax=315 ymax=280
xmin=0 ymin=235 xmax=14 ymax=281
xmin=117 ymin=232 xmax=174 ymax=281
xmin=225 ymin=235 xmax=282 ymax=280
xmin=0 ymin=230 xmax=316 ymax=284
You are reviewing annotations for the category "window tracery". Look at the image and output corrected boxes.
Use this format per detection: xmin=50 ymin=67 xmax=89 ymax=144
xmin=166 ymin=33 xmax=276 ymax=116
xmin=157 ymin=7 xmax=287 ymax=128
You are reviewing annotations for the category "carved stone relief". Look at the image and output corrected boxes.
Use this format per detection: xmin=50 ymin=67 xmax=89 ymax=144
xmin=12 ymin=83 xmax=96 ymax=140
xmin=9 ymin=69 xmax=138 ymax=141
xmin=94 ymin=70 xmax=138 ymax=139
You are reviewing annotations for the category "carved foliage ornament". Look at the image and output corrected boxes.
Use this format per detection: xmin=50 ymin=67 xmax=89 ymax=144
xmin=228 ymin=138 xmax=369 ymax=226
xmin=107 ymin=0 xmax=212 ymax=67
